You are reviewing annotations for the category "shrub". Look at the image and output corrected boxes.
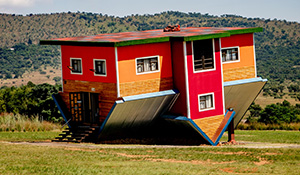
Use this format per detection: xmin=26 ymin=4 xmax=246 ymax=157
xmin=0 ymin=113 xmax=60 ymax=132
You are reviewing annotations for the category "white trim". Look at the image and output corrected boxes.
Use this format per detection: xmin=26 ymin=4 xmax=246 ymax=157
xmin=219 ymin=39 xmax=226 ymax=115
xmin=135 ymin=55 xmax=160 ymax=75
xmin=115 ymin=47 xmax=120 ymax=98
xmin=93 ymin=59 xmax=107 ymax=77
xmin=70 ymin=57 xmax=83 ymax=75
xmin=198 ymin=92 xmax=215 ymax=112
xmin=221 ymin=46 xmax=240 ymax=64
xmin=192 ymin=39 xmax=216 ymax=73
xmin=60 ymin=46 xmax=64 ymax=92
xmin=183 ymin=41 xmax=191 ymax=119
xmin=253 ymin=34 xmax=257 ymax=77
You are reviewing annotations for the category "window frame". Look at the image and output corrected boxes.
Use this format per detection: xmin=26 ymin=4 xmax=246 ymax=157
xmin=135 ymin=55 xmax=160 ymax=75
xmin=221 ymin=46 xmax=240 ymax=64
xmin=198 ymin=93 xmax=215 ymax=112
xmin=93 ymin=59 xmax=107 ymax=77
xmin=192 ymin=39 xmax=216 ymax=73
xmin=70 ymin=58 xmax=83 ymax=75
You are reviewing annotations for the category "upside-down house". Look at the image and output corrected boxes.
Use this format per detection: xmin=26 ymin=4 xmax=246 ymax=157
xmin=40 ymin=26 xmax=267 ymax=145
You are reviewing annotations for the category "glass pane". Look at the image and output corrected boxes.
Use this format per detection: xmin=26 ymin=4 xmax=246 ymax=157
xmin=144 ymin=59 xmax=150 ymax=72
xmin=150 ymin=58 xmax=158 ymax=71
xmin=206 ymin=95 xmax=212 ymax=108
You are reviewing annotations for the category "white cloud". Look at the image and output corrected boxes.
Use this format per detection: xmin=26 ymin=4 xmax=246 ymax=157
xmin=0 ymin=0 xmax=37 ymax=7
xmin=0 ymin=0 xmax=52 ymax=8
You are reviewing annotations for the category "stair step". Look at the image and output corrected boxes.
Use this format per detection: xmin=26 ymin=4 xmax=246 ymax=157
xmin=53 ymin=126 xmax=98 ymax=143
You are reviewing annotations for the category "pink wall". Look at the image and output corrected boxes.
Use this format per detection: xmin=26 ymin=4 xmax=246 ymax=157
xmin=169 ymin=41 xmax=187 ymax=116
xmin=61 ymin=46 xmax=117 ymax=83
xmin=187 ymin=39 xmax=224 ymax=120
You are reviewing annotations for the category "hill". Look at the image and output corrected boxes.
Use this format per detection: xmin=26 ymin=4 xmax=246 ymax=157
xmin=0 ymin=11 xmax=300 ymax=86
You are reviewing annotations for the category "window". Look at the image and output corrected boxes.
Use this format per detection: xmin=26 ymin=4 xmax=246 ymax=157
xmin=222 ymin=47 xmax=239 ymax=62
xmin=193 ymin=39 xmax=214 ymax=72
xmin=198 ymin=93 xmax=215 ymax=111
xmin=94 ymin=59 xmax=106 ymax=76
xmin=70 ymin=58 xmax=82 ymax=74
xmin=136 ymin=56 xmax=159 ymax=74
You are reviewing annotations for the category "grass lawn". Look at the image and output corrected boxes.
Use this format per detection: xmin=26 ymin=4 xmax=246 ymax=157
xmin=0 ymin=130 xmax=61 ymax=142
xmin=220 ymin=130 xmax=300 ymax=144
xmin=0 ymin=130 xmax=299 ymax=174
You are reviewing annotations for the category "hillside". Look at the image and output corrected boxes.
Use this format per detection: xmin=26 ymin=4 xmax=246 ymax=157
xmin=0 ymin=11 xmax=300 ymax=86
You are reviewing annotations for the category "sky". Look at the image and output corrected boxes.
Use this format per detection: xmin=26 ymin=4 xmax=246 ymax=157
xmin=0 ymin=0 xmax=299 ymax=23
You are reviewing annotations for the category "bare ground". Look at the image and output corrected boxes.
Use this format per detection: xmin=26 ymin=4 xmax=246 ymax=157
xmin=2 ymin=140 xmax=300 ymax=149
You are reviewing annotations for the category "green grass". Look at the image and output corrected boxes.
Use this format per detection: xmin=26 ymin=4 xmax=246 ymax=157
xmin=0 ymin=130 xmax=299 ymax=174
xmin=0 ymin=143 xmax=299 ymax=174
xmin=0 ymin=131 xmax=61 ymax=142
xmin=220 ymin=130 xmax=300 ymax=144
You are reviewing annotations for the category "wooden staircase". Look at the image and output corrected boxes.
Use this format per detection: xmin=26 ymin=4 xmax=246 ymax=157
xmin=52 ymin=126 xmax=99 ymax=143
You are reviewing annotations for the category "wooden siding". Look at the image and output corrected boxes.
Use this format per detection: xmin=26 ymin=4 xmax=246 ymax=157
xmin=62 ymin=79 xmax=118 ymax=120
xmin=193 ymin=115 xmax=224 ymax=139
xmin=119 ymin=77 xmax=173 ymax=97
xmin=223 ymin=65 xmax=256 ymax=82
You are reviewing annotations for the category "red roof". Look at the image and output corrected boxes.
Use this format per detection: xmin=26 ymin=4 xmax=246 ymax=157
xmin=40 ymin=27 xmax=263 ymax=47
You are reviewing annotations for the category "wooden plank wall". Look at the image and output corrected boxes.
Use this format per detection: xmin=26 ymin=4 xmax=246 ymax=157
xmin=223 ymin=65 xmax=255 ymax=82
xmin=193 ymin=115 xmax=224 ymax=140
xmin=119 ymin=77 xmax=173 ymax=97
xmin=61 ymin=79 xmax=118 ymax=122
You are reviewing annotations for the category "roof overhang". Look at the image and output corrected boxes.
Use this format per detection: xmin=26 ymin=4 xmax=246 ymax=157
xmin=224 ymin=77 xmax=267 ymax=127
xmin=40 ymin=27 xmax=263 ymax=47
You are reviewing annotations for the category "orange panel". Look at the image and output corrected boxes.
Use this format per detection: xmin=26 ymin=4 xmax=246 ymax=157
xmin=222 ymin=45 xmax=254 ymax=70
xmin=118 ymin=56 xmax=163 ymax=83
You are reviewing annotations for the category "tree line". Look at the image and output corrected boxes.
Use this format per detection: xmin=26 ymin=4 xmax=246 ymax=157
xmin=0 ymin=82 xmax=62 ymax=122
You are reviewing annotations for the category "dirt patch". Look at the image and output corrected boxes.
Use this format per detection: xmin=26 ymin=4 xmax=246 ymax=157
xmin=221 ymin=167 xmax=258 ymax=174
xmin=64 ymin=147 xmax=103 ymax=152
xmin=144 ymin=158 xmax=236 ymax=165
xmin=206 ymin=151 xmax=249 ymax=155
xmin=0 ymin=67 xmax=61 ymax=87
xmin=114 ymin=152 xmax=156 ymax=158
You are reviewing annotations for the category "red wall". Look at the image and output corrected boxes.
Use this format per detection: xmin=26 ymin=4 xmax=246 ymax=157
xmin=169 ymin=41 xmax=187 ymax=116
xmin=61 ymin=46 xmax=117 ymax=83
xmin=187 ymin=39 xmax=224 ymax=120
xmin=221 ymin=33 xmax=253 ymax=47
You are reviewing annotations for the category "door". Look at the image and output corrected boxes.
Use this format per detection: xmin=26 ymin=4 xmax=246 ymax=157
xmin=70 ymin=92 xmax=99 ymax=125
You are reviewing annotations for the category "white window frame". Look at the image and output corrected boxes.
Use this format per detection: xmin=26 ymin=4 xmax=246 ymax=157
xmin=221 ymin=46 xmax=240 ymax=64
xmin=135 ymin=55 xmax=160 ymax=75
xmin=93 ymin=59 xmax=107 ymax=77
xmin=70 ymin=58 xmax=83 ymax=75
xmin=192 ymin=39 xmax=216 ymax=73
xmin=198 ymin=92 xmax=215 ymax=112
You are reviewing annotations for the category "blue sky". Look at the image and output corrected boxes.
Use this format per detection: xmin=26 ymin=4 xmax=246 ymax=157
xmin=0 ymin=0 xmax=299 ymax=22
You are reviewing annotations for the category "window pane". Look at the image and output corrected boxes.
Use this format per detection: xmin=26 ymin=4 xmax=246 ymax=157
xmin=199 ymin=94 xmax=213 ymax=110
xmin=206 ymin=95 xmax=212 ymax=108
xmin=71 ymin=59 xmax=81 ymax=73
xmin=222 ymin=48 xmax=239 ymax=62
xmin=144 ymin=59 xmax=150 ymax=72
xmin=136 ymin=57 xmax=159 ymax=73
xmin=95 ymin=60 xmax=106 ymax=75
xmin=193 ymin=39 xmax=214 ymax=71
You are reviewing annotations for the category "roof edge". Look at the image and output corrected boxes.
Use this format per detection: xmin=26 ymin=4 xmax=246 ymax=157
xmin=39 ymin=40 xmax=115 ymax=47
xmin=115 ymin=37 xmax=170 ymax=47
xmin=228 ymin=27 xmax=263 ymax=35
xmin=184 ymin=32 xmax=230 ymax=41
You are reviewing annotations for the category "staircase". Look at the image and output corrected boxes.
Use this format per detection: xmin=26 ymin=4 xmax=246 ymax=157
xmin=52 ymin=126 xmax=99 ymax=143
